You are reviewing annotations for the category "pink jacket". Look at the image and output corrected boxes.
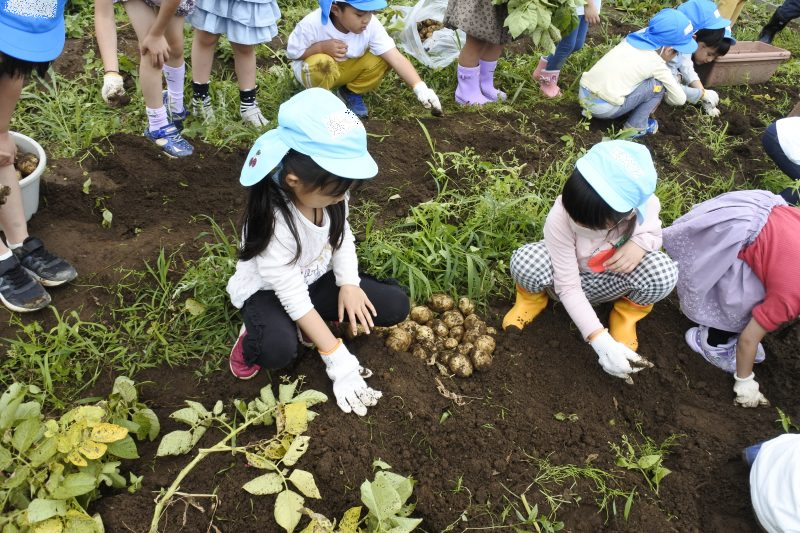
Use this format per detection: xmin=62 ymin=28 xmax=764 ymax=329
xmin=543 ymin=195 xmax=663 ymax=339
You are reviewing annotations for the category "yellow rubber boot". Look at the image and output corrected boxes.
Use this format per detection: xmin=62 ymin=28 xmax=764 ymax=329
xmin=608 ymin=298 xmax=653 ymax=351
xmin=502 ymin=285 xmax=549 ymax=331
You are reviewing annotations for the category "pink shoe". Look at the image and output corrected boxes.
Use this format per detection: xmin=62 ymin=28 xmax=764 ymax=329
xmin=532 ymin=57 xmax=548 ymax=82
xmin=538 ymin=69 xmax=561 ymax=98
xmin=229 ymin=326 xmax=260 ymax=379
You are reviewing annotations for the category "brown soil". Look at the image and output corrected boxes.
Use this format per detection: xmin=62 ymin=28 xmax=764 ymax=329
xmin=4 ymin=14 xmax=799 ymax=533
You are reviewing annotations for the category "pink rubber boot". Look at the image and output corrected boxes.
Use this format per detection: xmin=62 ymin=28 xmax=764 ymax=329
xmin=538 ymin=69 xmax=561 ymax=98
xmin=479 ymin=60 xmax=506 ymax=101
xmin=532 ymin=57 xmax=548 ymax=82
xmin=455 ymin=64 xmax=490 ymax=106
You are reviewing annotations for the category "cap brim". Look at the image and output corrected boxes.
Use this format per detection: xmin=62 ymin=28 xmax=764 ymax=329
xmin=673 ymin=38 xmax=698 ymax=53
xmin=349 ymin=0 xmax=388 ymax=10
xmin=0 ymin=19 xmax=65 ymax=62
xmin=240 ymin=130 xmax=290 ymax=186
xmin=311 ymin=151 xmax=378 ymax=180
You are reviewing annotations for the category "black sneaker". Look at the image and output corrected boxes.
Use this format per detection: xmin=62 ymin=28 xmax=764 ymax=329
xmin=0 ymin=255 xmax=51 ymax=312
xmin=12 ymin=237 xmax=77 ymax=287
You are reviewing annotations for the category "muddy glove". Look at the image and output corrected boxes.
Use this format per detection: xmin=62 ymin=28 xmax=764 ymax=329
xmin=590 ymin=330 xmax=653 ymax=384
xmin=413 ymin=82 xmax=442 ymax=115
xmin=733 ymin=372 xmax=770 ymax=408
xmin=101 ymin=72 xmax=127 ymax=106
xmin=700 ymin=89 xmax=720 ymax=117
xmin=320 ymin=339 xmax=381 ymax=416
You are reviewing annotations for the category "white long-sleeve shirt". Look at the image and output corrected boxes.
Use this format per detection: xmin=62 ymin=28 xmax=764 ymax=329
xmin=226 ymin=196 xmax=360 ymax=320
xmin=543 ymin=195 xmax=664 ymax=339
xmin=580 ymin=40 xmax=687 ymax=107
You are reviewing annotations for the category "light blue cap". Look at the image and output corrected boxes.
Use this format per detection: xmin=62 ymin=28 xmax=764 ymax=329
xmin=319 ymin=0 xmax=388 ymax=24
xmin=724 ymin=25 xmax=737 ymax=44
xmin=240 ymin=88 xmax=378 ymax=186
xmin=0 ymin=0 xmax=66 ymax=62
xmin=677 ymin=0 xmax=730 ymax=30
xmin=626 ymin=8 xmax=698 ymax=54
xmin=575 ymin=140 xmax=657 ymax=224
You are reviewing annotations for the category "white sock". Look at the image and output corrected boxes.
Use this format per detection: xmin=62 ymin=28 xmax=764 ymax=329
xmin=163 ymin=63 xmax=186 ymax=114
xmin=146 ymin=106 xmax=169 ymax=132
xmin=0 ymin=251 xmax=12 ymax=260
xmin=8 ymin=242 xmax=23 ymax=250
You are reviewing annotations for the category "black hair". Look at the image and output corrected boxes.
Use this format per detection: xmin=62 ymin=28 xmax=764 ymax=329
xmin=561 ymin=167 xmax=636 ymax=238
xmin=0 ymin=51 xmax=50 ymax=79
xmin=238 ymin=149 xmax=361 ymax=262
xmin=695 ymin=28 xmax=731 ymax=56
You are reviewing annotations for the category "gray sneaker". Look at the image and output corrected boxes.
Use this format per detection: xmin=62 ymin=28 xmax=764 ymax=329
xmin=13 ymin=237 xmax=77 ymax=287
xmin=0 ymin=255 xmax=50 ymax=312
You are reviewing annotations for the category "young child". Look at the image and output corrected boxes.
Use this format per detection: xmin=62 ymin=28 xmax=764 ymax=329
xmin=444 ymin=0 xmax=511 ymax=105
xmin=579 ymin=8 xmax=696 ymax=137
xmin=668 ymin=0 xmax=733 ymax=117
xmin=286 ymin=0 xmax=442 ymax=118
xmin=0 ymin=0 xmax=78 ymax=312
xmin=189 ymin=0 xmax=280 ymax=126
xmin=532 ymin=0 xmax=600 ymax=98
xmin=662 ymin=190 xmax=800 ymax=408
xmin=503 ymin=140 xmax=678 ymax=384
xmin=96 ymin=0 xmax=129 ymax=107
xmin=746 ymin=434 xmax=800 ymax=532
xmin=120 ymin=0 xmax=194 ymax=157
xmin=226 ymin=88 xmax=410 ymax=416
xmin=762 ymin=116 xmax=800 ymax=204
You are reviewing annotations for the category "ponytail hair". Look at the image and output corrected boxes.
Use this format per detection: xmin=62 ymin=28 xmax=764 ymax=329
xmin=561 ymin=168 xmax=636 ymax=239
xmin=238 ymin=149 xmax=360 ymax=261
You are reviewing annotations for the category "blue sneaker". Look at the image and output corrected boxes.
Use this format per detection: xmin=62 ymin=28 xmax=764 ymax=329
xmin=742 ymin=442 xmax=763 ymax=466
xmin=144 ymin=123 xmax=194 ymax=158
xmin=627 ymin=118 xmax=659 ymax=139
xmin=337 ymin=86 xmax=368 ymax=118
xmin=163 ymin=90 xmax=190 ymax=131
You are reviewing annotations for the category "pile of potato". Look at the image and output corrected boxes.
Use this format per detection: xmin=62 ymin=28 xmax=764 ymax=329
xmin=14 ymin=152 xmax=39 ymax=181
xmin=416 ymin=19 xmax=443 ymax=42
xmin=384 ymin=293 xmax=497 ymax=378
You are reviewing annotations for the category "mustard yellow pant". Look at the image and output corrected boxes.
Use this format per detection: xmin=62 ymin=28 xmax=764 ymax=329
xmin=717 ymin=0 xmax=745 ymax=24
xmin=299 ymin=52 xmax=389 ymax=93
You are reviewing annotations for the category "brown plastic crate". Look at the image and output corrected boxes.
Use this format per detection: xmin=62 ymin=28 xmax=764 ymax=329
xmin=695 ymin=41 xmax=791 ymax=87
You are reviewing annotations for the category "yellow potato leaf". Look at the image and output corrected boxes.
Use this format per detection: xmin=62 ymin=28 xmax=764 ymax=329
xmin=90 ymin=423 xmax=129 ymax=443
xmin=284 ymin=402 xmax=308 ymax=435
xmin=288 ymin=469 xmax=320 ymax=499
xmin=338 ymin=506 xmax=362 ymax=533
xmin=66 ymin=450 xmax=87 ymax=467
xmin=30 ymin=517 xmax=64 ymax=533
xmin=78 ymin=440 xmax=107 ymax=460
xmin=282 ymin=436 xmax=310 ymax=467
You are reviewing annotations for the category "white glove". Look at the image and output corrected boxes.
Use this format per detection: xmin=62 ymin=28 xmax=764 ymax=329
xmin=590 ymin=330 xmax=653 ymax=384
xmin=320 ymin=339 xmax=381 ymax=416
xmin=101 ymin=72 xmax=126 ymax=106
xmin=701 ymin=89 xmax=720 ymax=107
xmin=733 ymin=372 xmax=770 ymax=408
xmin=413 ymin=82 xmax=442 ymax=115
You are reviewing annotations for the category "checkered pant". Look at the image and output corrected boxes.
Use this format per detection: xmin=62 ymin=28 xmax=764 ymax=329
xmin=509 ymin=241 xmax=678 ymax=305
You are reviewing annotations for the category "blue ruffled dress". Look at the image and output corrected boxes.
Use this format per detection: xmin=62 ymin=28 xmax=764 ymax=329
xmin=190 ymin=0 xmax=280 ymax=45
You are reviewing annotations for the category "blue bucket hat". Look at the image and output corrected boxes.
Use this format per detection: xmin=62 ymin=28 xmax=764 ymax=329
xmin=575 ymin=140 xmax=657 ymax=224
xmin=626 ymin=8 xmax=698 ymax=54
xmin=677 ymin=0 xmax=730 ymax=30
xmin=319 ymin=0 xmax=388 ymax=24
xmin=724 ymin=25 xmax=737 ymax=44
xmin=0 ymin=0 xmax=66 ymax=62
xmin=240 ymin=88 xmax=378 ymax=186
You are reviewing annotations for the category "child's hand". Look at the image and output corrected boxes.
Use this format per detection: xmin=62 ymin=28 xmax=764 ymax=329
xmin=733 ymin=372 xmax=770 ymax=408
xmin=141 ymin=33 xmax=171 ymax=68
xmin=338 ymin=284 xmax=376 ymax=335
xmin=585 ymin=3 xmax=600 ymax=24
xmin=322 ymin=39 xmax=348 ymax=60
xmin=320 ymin=339 xmax=382 ymax=416
xmin=413 ymin=82 xmax=442 ymax=115
xmin=604 ymin=240 xmax=645 ymax=274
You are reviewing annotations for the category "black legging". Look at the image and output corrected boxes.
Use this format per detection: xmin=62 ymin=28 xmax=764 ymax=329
xmin=240 ymin=271 xmax=409 ymax=369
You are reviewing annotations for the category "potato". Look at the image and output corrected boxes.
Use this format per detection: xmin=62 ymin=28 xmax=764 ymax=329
xmin=441 ymin=310 xmax=464 ymax=329
xmin=397 ymin=320 xmax=418 ymax=333
xmin=462 ymin=313 xmax=480 ymax=330
xmin=15 ymin=153 xmax=38 ymax=177
xmin=433 ymin=336 xmax=445 ymax=352
xmin=410 ymin=305 xmax=434 ymax=325
xmin=416 ymin=325 xmax=434 ymax=343
xmin=458 ymin=297 xmax=475 ymax=316
xmin=429 ymin=319 xmax=449 ymax=338
xmin=438 ymin=349 xmax=457 ymax=364
xmin=412 ymin=345 xmax=428 ymax=361
xmin=418 ymin=340 xmax=437 ymax=355
xmin=474 ymin=335 xmax=496 ymax=354
xmin=471 ymin=349 xmax=493 ymax=371
xmin=429 ymin=293 xmax=455 ymax=313
xmin=444 ymin=337 xmax=459 ymax=350
xmin=486 ymin=326 xmax=497 ymax=335
xmin=463 ymin=329 xmax=481 ymax=345
xmin=385 ymin=330 xmax=413 ymax=352
xmin=449 ymin=325 xmax=464 ymax=342
xmin=14 ymin=169 xmax=22 ymax=181
xmin=343 ymin=323 xmax=367 ymax=341
xmin=448 ymin=353 xmax=473 ymax=378
xmin=457 ymin=342 xmax=474 ymax=357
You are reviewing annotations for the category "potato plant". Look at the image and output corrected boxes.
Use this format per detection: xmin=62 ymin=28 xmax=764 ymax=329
xmin=384 ymin=294 xmax=497 ymax=378
xmin=0 ymin=377 xmax=158 ymax=533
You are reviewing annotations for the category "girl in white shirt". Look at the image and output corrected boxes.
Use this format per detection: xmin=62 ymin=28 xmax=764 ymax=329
xmin=226 ymin=88 xmax=409 ymax=416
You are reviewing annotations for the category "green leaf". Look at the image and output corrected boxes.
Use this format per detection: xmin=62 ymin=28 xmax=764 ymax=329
xmin=106 ymin=435 xmax=139 ymax=459
xmin=387 ymin=516 xmax=423 ymax=532
xmin=156 ymin=430 xmax=194 ymax=457
xmin=288 ymin=469 xmax=321 ymax=499
xmin=101 ymin=208 xmax=113 ymax=228
xmin=0 ymin=385 xmax=26 ymax=430
xmin=637 ymin=455 xmax=661 ymax=470
xmin=372 ymin=459 xmax=392 ymax=471
xmin=3 ymin=465 xmax=30 ymax=489
xmin=132 ymin=408 xmax=160 ymax=441
xmin=14 ymin=401 xmax=41 ymax=420
xmin=82 ymin=177 xmax=92 ymax=195
xmin=380 ymin=471 xmax=414 ymax=503
xmin=50 ymin=472 xmax=97 ymax=499
xmin=361 ymin=474 xmax=403 ymax=521
xmin=274 ymin=489 xmax=304 ymax=532
xmin=242 ymin=473 xmax=283 ymax=495
xmin=653 ymin=466 xmax=671 ymax=487
xmin=289 ymin=390 xmax=328 ymax=408
xmin=26 ymin=499 xmax=67 ymax=523
xmin=278 ymin=382 xmax=298 ymax=404
xmin=170 ymin=408 xmax=199 ymax=426
xmin=260 ymin=386 xmax=277 ymax=409
xmin=12 ymin=417 xmax=40 ymax=454
xmin=0 ymin=445 xmax=12 ymax=470
xmin=212 ymin=401 xmax=223 ymax=416
xmin=185 ymin=401 xmax=210 ymax=417
xmin=29 ymin=437 xmax=58 ymax=468
xmin=112 ymin=377 xmax=137 ymax=403
xmin=338 ymin=507 xmax=362 ymax=533
xmin=283 ymin=436 xmax=310 ymax=466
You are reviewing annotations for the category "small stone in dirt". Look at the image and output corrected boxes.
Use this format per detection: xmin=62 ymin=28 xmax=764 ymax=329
xmin=548 ymin=339 xmax=560 ymax=348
